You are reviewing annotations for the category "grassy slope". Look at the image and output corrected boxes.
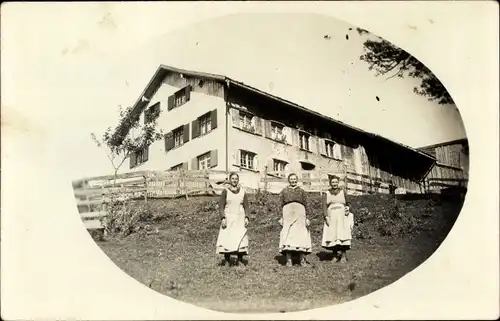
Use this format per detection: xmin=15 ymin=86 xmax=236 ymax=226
xmin=95 ymin=193 xmax=463 ymax=313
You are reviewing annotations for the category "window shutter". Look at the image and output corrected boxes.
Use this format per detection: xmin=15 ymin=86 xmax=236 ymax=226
xmin=233 ymin=149 xmax=241 ymax=166
xmin=264 ymin=120 xmax=272 ymax=138
xmin=210 ymin=149 xmax=218 ymax=168
xmin=144 ymin=109 xmax=150 ymax=125
xmin=211 ymin=109 xmax=218 ymax=130
xmin=254 ymin=117 xmax=263 ymax=135
xmin=185 ymin=85 xmax=191 ymax=102
xmin=192 ymin=119 xmax=200 ymax=139
xmin=319 ymin=138 xmax=327 ymax=155
xmin=291 ymin=129 xmax=299 ymax=146
xmin=334 ymin=144 xmax=342 ymax=159
xmin=191 ymin=157 xmax=199 ymax=170
xmin=266 ymin=158 xmax=274 ymax=173
xmin=183 ymin=123 xmax=190 ymax=143
xmin=182 ymin=162 xmax=189 ymax=171
xmin=253 ymin=154 xmax=259 ymax=170
xmin=231 ymin=108 xmax=240 ymax=127
xmin=284 ymin=126 xmax=292 ymax=144
xmin=165 ymin=132 xmax=174 ymax=151
xmin=167 ymin=95 xmax=175 ymax=111
xmin=143 ymin=146 xmax=149 ymax=162
xmin=129 ymin=152 xmax=137 ymax=169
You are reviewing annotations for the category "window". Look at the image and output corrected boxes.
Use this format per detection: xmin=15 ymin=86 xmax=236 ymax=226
xmin=136 ymin=149 xmax=144 ymax=165
xmin=240 ymin=150 xmax=256 ymax=170
xmin=130 ymin=145 xmax=149 ymax=169
xmin=271 ymin=122 xmax=286 ymax=142
xmin=199 ymin=112 xmax=212 ymax=135
xmin=173 ymin=126 xmax=184 ymax=147
xmin=239 ymin=111 xmax=255 ymax=132
xmin=174 ymin=92 xmax=187 ymax=108
xmin=168 ymin=86 xmax=191 ymax=110
xmin=273 ymin=159 xmax=287 ymax=174
xmin=299 ymin=132 xmax=310 ymax=151
xmin=325 ymin=141 xmax=335 ymax=158
xmin=144 ymin=102 xmax=161 ymax=124
xmin=198 ymin=152 xmax=211 ymax=170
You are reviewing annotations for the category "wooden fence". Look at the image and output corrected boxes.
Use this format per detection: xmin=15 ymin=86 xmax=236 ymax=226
xmin=73 ymin=168 xmax=468 ymax=231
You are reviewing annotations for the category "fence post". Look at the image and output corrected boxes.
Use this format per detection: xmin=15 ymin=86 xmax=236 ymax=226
xmin=182 ymin=169 xmax=189 ymax=200
xmin=143 ymin=174 xmax=148 ymax=204
xmin=264 ymin=165 xmax=268 ymax=192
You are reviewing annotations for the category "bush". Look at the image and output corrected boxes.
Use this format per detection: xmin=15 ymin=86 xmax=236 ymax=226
xmin=98 ymin=191 xmax=459 ymax=241
xmin=101 ymin=197 xmax=153 ymax=237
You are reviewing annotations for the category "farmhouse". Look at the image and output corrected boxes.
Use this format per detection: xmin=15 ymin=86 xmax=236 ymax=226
xmin=111 ymin=64 xmax=437 ymax=195
xmin=418 ymin=138 xmax=469 ymax=191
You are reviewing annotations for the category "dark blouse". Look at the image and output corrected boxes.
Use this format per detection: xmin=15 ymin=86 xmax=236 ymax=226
xmin=218 ymin=187 xmax=249 ymax=218
xmin=280 ymin=186 xmax=308 ymax=210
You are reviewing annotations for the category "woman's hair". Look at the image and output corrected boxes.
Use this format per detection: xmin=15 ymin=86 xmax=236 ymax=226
xmin=228 ymin=172 xmax=239 ymax=180
xmin=329 ymin=175 xmax=340 ymax=182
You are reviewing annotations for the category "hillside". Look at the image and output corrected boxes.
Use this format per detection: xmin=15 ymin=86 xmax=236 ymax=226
xmin=94 ymin=192 xmax=463 ymax=313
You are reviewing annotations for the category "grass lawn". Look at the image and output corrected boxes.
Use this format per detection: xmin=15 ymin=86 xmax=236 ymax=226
xmin=94 ymin=193 xmax=462 ymax=313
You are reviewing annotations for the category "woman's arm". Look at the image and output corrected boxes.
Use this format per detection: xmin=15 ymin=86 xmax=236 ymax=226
xmin=242 ymin=192 xmax=249 ymax=218
xmin=219 ymin=189 xmax=227 ymax=218
xmin=322 ymin=192 xmax=328 ymax=219
xmin=301 ymin=188 xmax=309 ymax=217
xmin=280 ymin=189 xmax=286 ymax=208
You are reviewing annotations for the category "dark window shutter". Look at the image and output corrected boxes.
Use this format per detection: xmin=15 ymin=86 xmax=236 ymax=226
xmin=165 ymin=132 xmax=174 ymax=151
xmin=144 ymin=109 xmax=150 ymax=124
xmin=185 ymin=86 xmax=191 ymax=102
xmin=150 ymin=102 xmax=161 ymax=120
xmin=167 ymin=95 xmax=175 ymax=111
xmin=129 ymin=152 xmax=137 ymax=169
xmin=183 ymin=123 xmax=190 ymax=143
xmin=191 ymin=157 xmax=199 ymax=170
xmin=211 ymin=109 xmax=218 ymax=130
xmin=210 ymin=149 xmax=218 ymax=168
xmin=182 ymin=162 xmax=189 ymax=171
xmin=192 ymin=119 xmax=200 ymax=139
xmin=143 ymin=146 xmax=149 ymax=162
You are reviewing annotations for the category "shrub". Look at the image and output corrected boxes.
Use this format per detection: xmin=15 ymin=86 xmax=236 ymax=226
xmin=101 ymin=196 xmax=153 ymax=237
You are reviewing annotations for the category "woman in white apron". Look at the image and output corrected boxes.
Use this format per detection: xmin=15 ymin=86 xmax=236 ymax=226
xmin=278 ymin=173 xmax=312 ymax=267
xmin=321 ymin=175 xmax=354 ymax=263
xmin=216 ymin=172 xmax=249 ymax=267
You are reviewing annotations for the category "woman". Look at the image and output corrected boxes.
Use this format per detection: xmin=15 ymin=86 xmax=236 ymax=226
xmin=278 ymin=173 xmax=312 ymax=267
xmin=216 ymin=172 xmax=249 ymax=267
xmin=321 ymin=175 xmax=354 ymax=263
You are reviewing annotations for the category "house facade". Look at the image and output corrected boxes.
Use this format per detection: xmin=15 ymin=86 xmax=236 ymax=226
xmin=418 ymin=138 xmax=469 ymax=191
xmin=114 ymin=65 xmax=436 ymax=195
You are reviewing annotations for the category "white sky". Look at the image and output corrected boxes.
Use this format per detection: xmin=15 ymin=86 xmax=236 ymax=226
xmin=3 ymin=3 xmax=467 ymax=180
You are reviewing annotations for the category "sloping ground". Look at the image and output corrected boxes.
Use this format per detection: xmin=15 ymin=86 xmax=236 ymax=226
xmin=94 ymin=193 xmax=463 ymax=313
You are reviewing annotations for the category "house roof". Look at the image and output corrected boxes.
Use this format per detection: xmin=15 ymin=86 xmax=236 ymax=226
xmin=119 ymin=64 xmax=435 ymax=157
xmin=417 ymin=138 xmax=468 ymax=150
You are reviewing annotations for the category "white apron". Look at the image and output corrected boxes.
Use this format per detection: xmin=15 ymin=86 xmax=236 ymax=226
xmin=215 ymin=188 xmax=249 ymax=254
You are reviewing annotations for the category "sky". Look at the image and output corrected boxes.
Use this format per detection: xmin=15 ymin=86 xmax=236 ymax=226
xmin=2 ymin=4 xmax=467 ymax=180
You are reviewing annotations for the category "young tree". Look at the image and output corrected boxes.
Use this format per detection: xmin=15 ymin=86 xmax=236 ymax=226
xmin=91 ymin=103 xmax=163 ymax=185
xmin=353 ymin=27 xmax=454 ymax=105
